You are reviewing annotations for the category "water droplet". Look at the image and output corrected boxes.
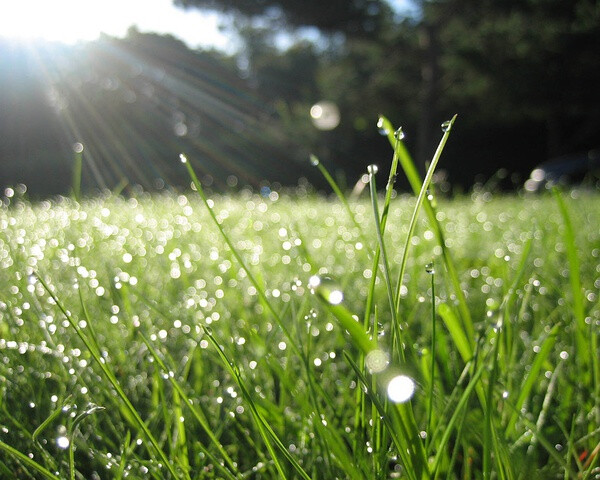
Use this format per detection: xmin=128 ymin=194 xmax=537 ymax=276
xmin=394 ymin=127 xmax=405 ymax=140
xmin=502 ymin=390 xmax=509 ymax=399
xmin=441 ymin=120 xmax=452 ymax=132
xmin=377 ymin=117 xmax=389 ymax=136
xmin=179 ymin=153 xmax=188 ymax=164
xmin=308 ymin=275 xmax=344 ymax=305
xmin=309 ymin=155 xmax=320 ymax=166
xmin=387 ymin=375 xmax=415 ymax=403
xmin=367 ymin=164 xmax=379 ymax=175
xmin=425 ymin=263 xmax=435 ymax=275
xmin=365 ymin=349 xmax=390 ymax=373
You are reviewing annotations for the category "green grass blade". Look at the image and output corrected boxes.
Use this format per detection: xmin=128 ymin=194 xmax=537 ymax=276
xmin=344 ymin=352 xmax=419 ymax=480
xmin=483 ymin=327 xmax=502 ymax=480
xmin=310 ymin=154 xmax=368 ymax=244
xmin=202 ymin=326 xmax=311 ymax=480
xmin=381 ymin=115 xmax=474 ymax=341
xmin=35 ymin=274 xmax=181 ymax=479
xmin=394 ymin=115 xmax=457 ymax=314
xmin=0 ymin=440 xmax=61 ymax=480
xmin=431 ymin=359 xmax=487 ymax=476
xmin=72 ymin=146 xmax=82 ymax=202
xmin=552 ymin=188 xmax=589 ymax=385
xmin=505 ymin=323 xmax=560 ymax=437
xmin=32 ymin=395 xmax=72 ymax=441
xmin=115 ymin=430 xmax=132 ymax=480
xmin=139 ymin=333 xmax=240 ymax=479
xmin=181 ymin=154 xmax=302 ymax=358
xmin=552 ymin=189 xmax=585 ymax=327
xmin=437 ymin=303 xmax=473 ymax=363
xmin=368 ymin=168 xmax=403 ymax=359
xmin=426 ymin=264 xmax=436 ymax=452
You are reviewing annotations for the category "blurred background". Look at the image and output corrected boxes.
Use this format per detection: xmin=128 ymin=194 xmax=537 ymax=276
xmin=1 ymin=0 xmax=599 ymax=196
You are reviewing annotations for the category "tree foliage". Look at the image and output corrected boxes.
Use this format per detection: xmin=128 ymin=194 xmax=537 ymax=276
xmin=174 ymin=0 xmax=392 ymax=37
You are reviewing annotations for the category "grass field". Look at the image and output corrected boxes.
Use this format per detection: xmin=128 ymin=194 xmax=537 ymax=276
xmin=0 ymin=129 xmax=599 ymax=478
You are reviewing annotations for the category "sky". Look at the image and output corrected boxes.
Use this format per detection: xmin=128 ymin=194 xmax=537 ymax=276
xmin=0 ymin=0 xmax=414 ymax=52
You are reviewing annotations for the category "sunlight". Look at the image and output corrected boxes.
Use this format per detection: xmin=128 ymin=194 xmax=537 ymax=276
xmin=0 ymin=0 xmax=232 ymax=50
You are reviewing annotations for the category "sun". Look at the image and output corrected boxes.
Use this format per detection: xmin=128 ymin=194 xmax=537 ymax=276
xmin=0 ymin=0 xmax=232 ymax=50
xmin=0 ymin=0 xmax=112 ymax=44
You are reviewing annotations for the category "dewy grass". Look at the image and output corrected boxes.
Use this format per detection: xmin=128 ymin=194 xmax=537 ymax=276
xmin=0 ymin=120 xmax=599 ymax=478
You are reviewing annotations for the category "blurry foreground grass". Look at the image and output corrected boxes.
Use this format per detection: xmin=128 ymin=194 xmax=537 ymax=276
xmin=0 ymin=142 xmax=599 ymax=478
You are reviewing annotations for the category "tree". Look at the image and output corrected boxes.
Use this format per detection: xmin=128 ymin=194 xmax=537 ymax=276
xmin=174 ymin=0 xmax=392 ymax=37
xmin=422 ymin=0 xmax=600 ymax=181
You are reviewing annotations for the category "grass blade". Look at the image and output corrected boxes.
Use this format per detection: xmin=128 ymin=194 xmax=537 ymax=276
xmin=0 ymin=440 xmax=60 ymax=480
xmin=505 ymin=323 xmax=560 ymax=437
xmin=35 ymin=274 xmax=182 ymax=479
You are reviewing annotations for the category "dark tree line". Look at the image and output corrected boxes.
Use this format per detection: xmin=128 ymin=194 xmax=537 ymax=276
xmin=1 ymin=0 xmax=599 ymax=196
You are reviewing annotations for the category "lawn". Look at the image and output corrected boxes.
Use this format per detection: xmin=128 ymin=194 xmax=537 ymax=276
xmin=0 ymin=131 xmax=598 ymax=478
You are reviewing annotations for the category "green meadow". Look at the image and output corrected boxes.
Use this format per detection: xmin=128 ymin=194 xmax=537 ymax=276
xmin=0 ymin=126 xmax=598 ymax=479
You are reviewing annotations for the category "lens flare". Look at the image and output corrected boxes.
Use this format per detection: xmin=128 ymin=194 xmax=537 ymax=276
xmin=387 ymin=374 xmax=416 ymax=403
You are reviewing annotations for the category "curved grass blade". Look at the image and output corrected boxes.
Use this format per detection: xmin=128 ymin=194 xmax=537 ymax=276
xmin=139 ymin=333 xmax=240 ymax=480
xmin=202 ymin=326 xmax=311 ymax=480
xmin=394 ymin=114 xmax=457 ymax=316
xmin=35 ymin=274 xmax=182 ymax=480
xmin=309 ymin=154 xmax=368 ymax=246
xmin=505 ymin=323 xmax=560 ymax=437
xmin=0 ymin=440 xmax=60 ymax=480
xmin=380 ymin=115 xmax=473 ymax=341
xmin=344 ymin=352 xmax=419 ymax=480
xmin=368 ymin=168 xmax=403 ymax=359
xmin=181 ymin=154 xmax=301 ymax=358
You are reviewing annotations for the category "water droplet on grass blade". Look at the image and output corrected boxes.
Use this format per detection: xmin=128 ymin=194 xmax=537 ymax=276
xmin=425 ymin=263 xmax=435 ymax=275
xmin=441 ymin=120 xmax=452 ymax=132
xmin=377 ymin=117 xmax=389 ymax=136
xmin=367 ymin=164 xmax=378 ymax=175
xmin=309 ymin=155 xmax=320 ymax=166
xmin=179 ymin=154 xmax=187 ymax=164
xmin=308 ymin=275 xmax=344 ymax=305
xmin=394 ymin=127 xmax=405 ymax=140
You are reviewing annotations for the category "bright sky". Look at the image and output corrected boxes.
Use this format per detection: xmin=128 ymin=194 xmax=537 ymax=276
xmin=0 ymin=0 xmax=415 ymax=51
xmin=0 ymin=0 xmax=237 ymax=51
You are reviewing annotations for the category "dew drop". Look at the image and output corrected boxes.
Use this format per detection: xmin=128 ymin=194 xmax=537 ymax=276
xmin=308 ymin=275 xmax=344 ymax=305
xmin=387 ymin=375 xmax=416 ymax=403
xmin=394 ymin=127 xmax=405 ymax=140
xmin=309 ymin=154 xmax=320 ymax=166
xmin=367 ymin=164 xmax=379 ymax=175
xmin=441 ymin=120 xmax=452 ymax=132
xmin=179 ymin=154 xmax=188 ymax=164
xmin=377 ymin=117 xmax=389 ymax=136
xmin=425 ymin=263 xmax=435 ymax=275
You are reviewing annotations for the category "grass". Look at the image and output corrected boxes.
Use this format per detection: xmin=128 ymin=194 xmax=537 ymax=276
xmin=0 ymin=122 xmax=599 ymax=479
